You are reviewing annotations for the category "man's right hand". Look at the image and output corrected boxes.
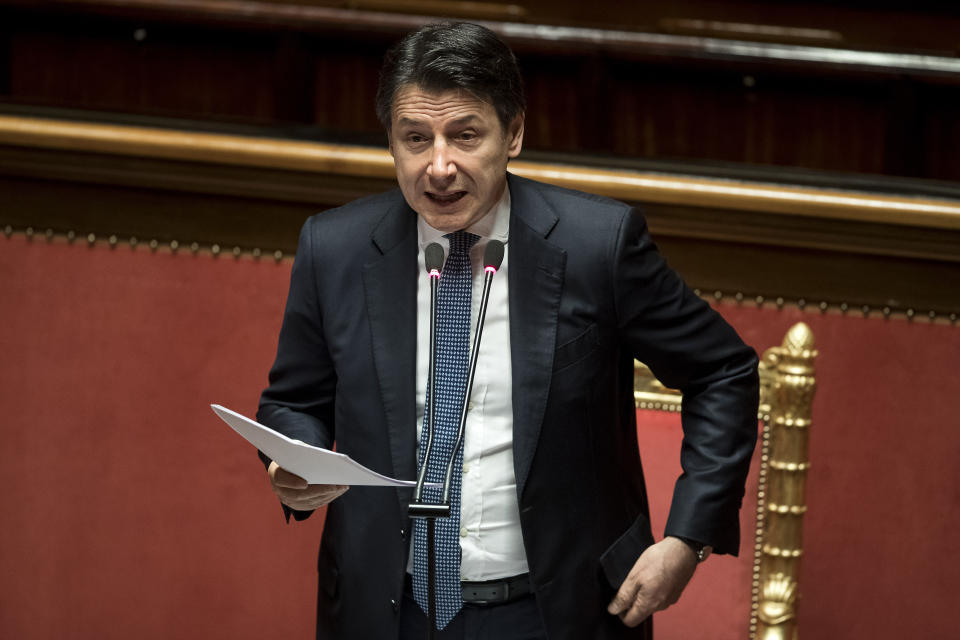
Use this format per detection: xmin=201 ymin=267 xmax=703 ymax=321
xmin=268 ymin=461 xmax=349 ymax=511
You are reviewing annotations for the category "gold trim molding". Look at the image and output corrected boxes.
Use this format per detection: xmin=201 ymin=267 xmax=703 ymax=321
xmin=753 ymin=323 xmax=817 ymax=640
xmin=1 ymin=224 xmax=289 ymax=262
xmin=2 ymin=115 xmax=960 ymax=232
xmin=6 ymin=225 xmax=957 ymax=325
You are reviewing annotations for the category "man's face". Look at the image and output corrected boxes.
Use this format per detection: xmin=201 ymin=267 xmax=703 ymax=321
xmin=388 ymin=85 xmax=524 ymax=233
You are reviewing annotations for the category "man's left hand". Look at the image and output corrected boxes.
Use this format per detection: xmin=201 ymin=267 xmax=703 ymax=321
xmin=607 ymin=536 xmax=698 ymax=627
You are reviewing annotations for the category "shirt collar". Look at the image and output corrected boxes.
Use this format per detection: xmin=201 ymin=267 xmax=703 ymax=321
xmin=417 ymin=181 xmax=511 ymax=249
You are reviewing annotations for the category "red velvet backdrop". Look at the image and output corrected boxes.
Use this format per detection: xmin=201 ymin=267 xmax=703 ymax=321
xmin=1 ymin=234 xmax=957 ymax=638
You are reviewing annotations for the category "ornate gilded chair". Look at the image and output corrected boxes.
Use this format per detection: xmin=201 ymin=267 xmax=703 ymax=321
xmin=634 ymin=322 xmax=818 ymax=640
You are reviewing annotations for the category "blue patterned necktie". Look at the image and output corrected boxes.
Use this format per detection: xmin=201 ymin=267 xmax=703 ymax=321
xmin=413 ymin=230 xmax=479 ymax=629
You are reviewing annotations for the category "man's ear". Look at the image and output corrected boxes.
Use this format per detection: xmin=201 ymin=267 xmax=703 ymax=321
xmin=506 ymin=114 xmax=524 ymax=159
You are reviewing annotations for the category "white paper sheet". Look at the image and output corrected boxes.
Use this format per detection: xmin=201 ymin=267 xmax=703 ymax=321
xmin=212 ymin=404 xmax=430 ymax=487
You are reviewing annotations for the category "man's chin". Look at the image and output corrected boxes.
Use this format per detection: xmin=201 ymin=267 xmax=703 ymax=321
xmin=416 ymin=204 xmax=478 ymax=233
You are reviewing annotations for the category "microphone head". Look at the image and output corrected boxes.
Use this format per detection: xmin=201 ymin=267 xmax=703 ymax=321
xmin=483 ymin=240 xmax=505 ymax=272
xmin=424 ymin=243 xmax=445 ymax=273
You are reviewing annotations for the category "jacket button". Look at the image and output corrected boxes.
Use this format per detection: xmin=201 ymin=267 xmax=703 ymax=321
xmin=400 ymin=528 xmax=406 ymax=539
xmin=391 ymin=599 xmax=399 ymax=612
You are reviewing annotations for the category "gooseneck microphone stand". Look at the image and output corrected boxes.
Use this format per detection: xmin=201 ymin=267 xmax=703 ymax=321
xmin=408 ymin=239 xmax=505 ymax=639
xmin=410 ymin=242 xmax=446 ymax=640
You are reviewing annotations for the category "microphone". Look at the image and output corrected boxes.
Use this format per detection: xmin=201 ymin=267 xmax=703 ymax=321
xmin=440 ymin=239 xmax=504 ymax=503
xmin=483 ymin=239 xmax=505 ymax=274
xmin=413 ymin=242 xmax=445 ymax=505
xmin=424 ymin=242 xmax=445 ymax=275
xmin=408 ymin=238 xmax=504 ymax=638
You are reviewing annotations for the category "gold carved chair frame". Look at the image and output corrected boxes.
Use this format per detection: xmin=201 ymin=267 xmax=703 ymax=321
xmin=634 ymin=322 xmax=817 ymax=640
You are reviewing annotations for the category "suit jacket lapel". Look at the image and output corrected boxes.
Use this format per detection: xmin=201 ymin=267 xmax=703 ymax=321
xmin=362 ymin=197 xmax=419 ymax=502
xmin=507 ymin=175 xmax=566 ymax=500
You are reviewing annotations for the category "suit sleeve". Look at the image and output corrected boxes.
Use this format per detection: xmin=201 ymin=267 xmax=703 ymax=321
xmin=257 ymin=216 xmax=338 ymax=520
xmin=612 ymin=208 xmax=759 ymax=556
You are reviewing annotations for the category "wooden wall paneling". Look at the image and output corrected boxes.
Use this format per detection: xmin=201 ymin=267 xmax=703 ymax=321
xmin=605 ymin=60 xmax=897 ymax=175
xmin=921 ymin=83 xmax=960 ymax=183
xmin=644 ymin=204 xmax=960 ymax=314
xmin=5 ymin=161 xmax=957 ymax=315
xmin=312 ymin=39 xmax=387 ymax=135
xmin=0 ymin=144 xmax=397 ymax=249
xmin=607 ymin=63 xmax=751 ymax=162
xmin=0 ymin=173 xmax=315 ymax=253
xmin=3 ymin=1 xmax=960 ymax=181
xmin=746 ymin=74 xmax=890 ymax=174
xmin=2 ymin=113 xmax=958 ymax=314
xmin=134 ymin=26 xmax=279 ymax=123
xmin=513 ymin=0 xmax=960 ymax=53
xmin=882 ymin=77 xmax=923 ymax=179
xmin=6 ymin=12 xmax=287 ymax=124
xmin=639 ymin=200 xmax=960 ymax=264
xmin=0 ymin=25 xmax=10 ymax=97
xmin=273 ymin=32 xmax=316 ymax=124
xmin=519 ymin=51 xmax=620 ymax=154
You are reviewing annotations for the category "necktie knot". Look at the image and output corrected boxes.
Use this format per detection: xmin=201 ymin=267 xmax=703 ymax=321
xmin=446 ymin=231 xmax=480 ymax=257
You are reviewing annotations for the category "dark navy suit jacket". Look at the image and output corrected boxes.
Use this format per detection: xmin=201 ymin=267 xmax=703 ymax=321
xmin=258 ymin=173 xmax=759 ymax=639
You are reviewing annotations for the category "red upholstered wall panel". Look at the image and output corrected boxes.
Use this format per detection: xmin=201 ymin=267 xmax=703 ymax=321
xmin=0 ymin=236 xmax=322 ymax=638
xmin=1 ymin=234 xmax=957 ymax=638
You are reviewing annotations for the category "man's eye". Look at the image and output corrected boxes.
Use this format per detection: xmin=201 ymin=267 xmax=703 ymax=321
xmin=458 ymin=132 xmax=477 ymax=141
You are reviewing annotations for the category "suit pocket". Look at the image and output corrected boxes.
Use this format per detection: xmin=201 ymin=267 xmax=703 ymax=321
xmin=553 ymin=323 xmax=600 ymax=372
xmin=598 ymin=514 xmax=655 ymax=591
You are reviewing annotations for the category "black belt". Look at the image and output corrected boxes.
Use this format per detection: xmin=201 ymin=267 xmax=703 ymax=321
xmin=462 ymin=574 xmax=532 ymax=605
xmin=405 ymin=573 xmax=533 ymax=605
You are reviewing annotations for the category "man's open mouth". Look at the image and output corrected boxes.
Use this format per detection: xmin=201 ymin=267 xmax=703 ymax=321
xmin=426 ymin=191 xmax=467 ymax=204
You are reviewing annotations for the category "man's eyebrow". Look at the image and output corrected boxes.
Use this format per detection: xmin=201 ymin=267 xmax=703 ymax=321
xmin=449 ymin=114 xmax=480 ymax=126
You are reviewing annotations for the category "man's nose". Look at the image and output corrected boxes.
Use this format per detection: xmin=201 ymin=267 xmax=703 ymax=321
xmin=426 ymin=141 xmax=456 ymax=180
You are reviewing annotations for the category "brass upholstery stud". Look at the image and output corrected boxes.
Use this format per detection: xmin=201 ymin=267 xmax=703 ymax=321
xmin=11 ymin=227 xmax=955 ymax=327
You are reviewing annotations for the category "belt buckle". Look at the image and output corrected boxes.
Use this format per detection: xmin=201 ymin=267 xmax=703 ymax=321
xmin=463 ymin=581 xmax=504 ymax=605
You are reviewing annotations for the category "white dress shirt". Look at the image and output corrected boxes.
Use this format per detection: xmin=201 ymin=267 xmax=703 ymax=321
xmin=409 ymin=185 xmax=529 ymax=581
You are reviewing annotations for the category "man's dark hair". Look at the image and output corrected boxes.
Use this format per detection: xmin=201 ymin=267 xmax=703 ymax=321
xmin=375 ymin=22 xmax=526 ymax=132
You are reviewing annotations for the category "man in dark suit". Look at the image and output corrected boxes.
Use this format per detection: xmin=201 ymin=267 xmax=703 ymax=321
xmin=258 ymin=22 xmax=758 ymax=640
